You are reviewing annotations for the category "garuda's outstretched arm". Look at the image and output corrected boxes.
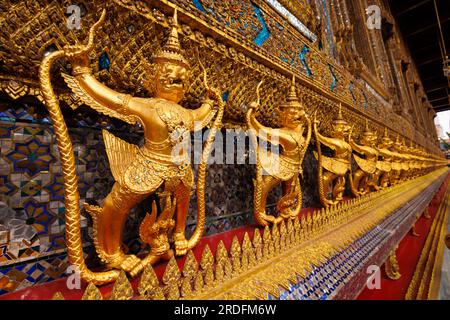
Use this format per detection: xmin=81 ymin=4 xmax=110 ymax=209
xmin=63 ymin=33 xmax=139 ymax=125
xmin=190 ymin=58 xmax=220 ymax=130
xmin=304 ymin=114 xmax=312 ymax=152
xmin=313 ymin=122 xmax=337 ymax=151
xmin=190 ymin=98 xmax=216 ymax=129
xmin=246 ymin=104 xmax=284 ymax=144
xmin=349 ymin=136 xmax=365 ymax=154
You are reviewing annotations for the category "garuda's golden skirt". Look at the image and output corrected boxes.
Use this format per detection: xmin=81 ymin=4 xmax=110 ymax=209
xmin=260 ymin=152 xmax=302 ymax=181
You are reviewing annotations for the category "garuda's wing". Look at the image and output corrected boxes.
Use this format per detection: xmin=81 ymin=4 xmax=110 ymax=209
xmin=313 ymin=151 xmax=349 ymax=175
xmin=353 ymin=154 xmax=377 ymax=174
xmin=102 ymin=129 xmax=138 ymax=183
xmin=62 ymin=73 xmax=139 ymax=125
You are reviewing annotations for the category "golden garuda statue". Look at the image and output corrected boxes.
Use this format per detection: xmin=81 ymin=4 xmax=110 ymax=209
xmin=407 ymin=142 xmax=419 ymax=178
xmin=246 ymin=77 xmax=312 ymax=226
xmin=348 ymin=121 xmax=378 ymax=196
xmin=412 ymin=143 xmax=425 ymax=177
xmin=313 ymin=104 xmax=352 ymax=207
xmin=398 ymin=138 xmax=412 ymax=182
xmin=38 ymin=10 xmax=224 ymax=284
xmin=390 ymin=134 xmax=406 ymax=185
xmin=373 ymin=128 xmax=394 ymax=189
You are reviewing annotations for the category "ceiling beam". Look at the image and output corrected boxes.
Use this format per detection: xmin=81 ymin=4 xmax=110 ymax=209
xmin=429 ymin=96 xmax=448 ymax=103
xmin=426 ymin=85 xmax=448 ymax=93
xmin=412 ymin=42 xmax=439 ymax=53
xmin=405 ymin=17 xmax=450 ymax=38
xmin=422 ymin=74 xmax=446 ymax=82
xmin=434 ymin=105 xmax=450 ymax=112
xmin=417 ymin=55 xmax=444 ymax=66
xmin=396 ymin=0 xmax=431 ymax=16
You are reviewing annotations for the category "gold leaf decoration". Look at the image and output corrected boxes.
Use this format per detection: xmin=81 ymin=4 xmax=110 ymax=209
xmin=138 ymin=264 xmax=165 ymax=300
xmin=262 ymin=226 xmax=273 ymax=258
xmin=279 ymin=220 xmax=287 ymax=250
xmin=82 ymin=283 xmax=103 ymax=300
xmin=224 ymin=255 xmax=233 ymax=279
xmin=52 ymin=292 xmax=65 ymax=300
xmin=194 ymin=271 xmax=204 ymax=292
xmin=180 ymin=277 xmax=193 ymax=298
xmin=201 ymin=244 xmax=215 ymax=286
xmin=182 ymin=250 xmax=199 ymax=279
xmin=215 ymin=240 xmax=228 ymax=266
xmin=109 ymin=271 xmax=134 ymax=300
xmin=252 ymin=229 xmax=263 ymax=262
xmin=271 ymin=223 xmax=280 ymax=254
xmin=230 ymin=236 xmax=242 ymax=273
xmin=162 ymin=256 xmax=181 ymax=285
xmin=163 ymin=256 xmax=181 ymax=299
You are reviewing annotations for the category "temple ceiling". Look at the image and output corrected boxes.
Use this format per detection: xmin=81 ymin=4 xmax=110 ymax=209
xmin=388 ymin=0 xmax=450 ymax=113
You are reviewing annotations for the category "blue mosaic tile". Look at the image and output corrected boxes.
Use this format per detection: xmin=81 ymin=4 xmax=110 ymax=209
xmin=299 ymin=45 xmax=312 ymax=77
xmin=252 ymin=3 xmax=270 ymax=46
xmin=5 ymin=138 xmax=55 ymax=178
xmin=23 ymin=199 xmax=55 ymax=236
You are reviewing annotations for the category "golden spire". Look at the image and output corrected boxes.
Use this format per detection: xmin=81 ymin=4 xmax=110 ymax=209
xmin=280 ymin=74 xmax=304 ymax=111
xmin=362 ymin=119 xmax=373 ymax=137
xmin=333 ymin=103 xmax=347 ymax=125
xmin=153 ymin=9 xmax=190 ymax=68
xmin=337 ymin=103 xmax=343 ymax=120
xmin=287 ymin=75 xmax=298 ymax=102
xmin=382 ymin=127 xmax=392 ymax=144
xmin=394 ymin=133 xmax=402 ymax=147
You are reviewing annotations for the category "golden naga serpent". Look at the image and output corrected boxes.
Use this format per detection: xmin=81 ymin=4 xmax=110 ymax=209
xmin=347 ymin=126 xmax=359 ymax=197
xmin=39 ymin=10 xmax=225 ymax=284
xmin=314 ymin=112 xmax=328 ymax=207
xmin=247 ymin=80 xmax=272 ymax=226
xmin=188 ymin=51 xmax=225 ymax=249
xmin=39 ymin=11 xmax=118 ymax=284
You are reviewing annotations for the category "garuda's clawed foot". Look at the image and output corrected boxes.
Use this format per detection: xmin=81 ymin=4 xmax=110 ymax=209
xmin=173 ymin=233 xmax=188 ymax=256
xmin=106 ymin=252 xmax=142 ymax=274
xmin=257 ymin=211 xmax=284 ymax=226
xmin=121 ymin=254 xmax=142 ymax=272
xmin=128 ymin=250 xmax=172 ymax=277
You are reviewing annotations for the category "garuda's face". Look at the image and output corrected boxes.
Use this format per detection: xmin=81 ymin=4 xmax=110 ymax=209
xmin=332 ymin=123 xmax=349 ymax=138
xmin=361 ymin=134 xmax=377 ymax=146
xmin=280 ymin=107 xmax=305 ymax=128
xmin=155 ymin=62 xmax=188 ymax=103
xmin=380 ymin=139 xmax=393 ymax=148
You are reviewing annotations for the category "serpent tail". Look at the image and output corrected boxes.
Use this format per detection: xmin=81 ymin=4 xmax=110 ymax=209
xmin=39 ymin=10 xmax=119 ymax=285
xmin=39 ymin=51 xmax=120 ymax=285
xmin=187 ymin=87 xmax=225 ymax=249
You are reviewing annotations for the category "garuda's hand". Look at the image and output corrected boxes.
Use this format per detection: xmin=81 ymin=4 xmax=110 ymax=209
xmin=313 ymin=110 xmax=320 ymax=125
xmin=64 ymin=44 xmax=91 ymax=68
xmin=248 ymin=101 xmax=260 ymax=111
xmin=65 ymin=9 xmax=106 ymax=68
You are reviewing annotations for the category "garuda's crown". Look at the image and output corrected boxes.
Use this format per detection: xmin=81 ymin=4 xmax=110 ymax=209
xmin=153 ymin=9 xmax=190 ymax=69
xmin=280 ymin=75 xmax=306 ymax=116
xmin=362 ymin=119 xmax=375 ymax=137
xmin=381 ymin=127 xmax=392 ymax=144
xmin=333 ymin=103 xmax=348 ymax=126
